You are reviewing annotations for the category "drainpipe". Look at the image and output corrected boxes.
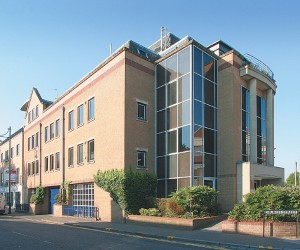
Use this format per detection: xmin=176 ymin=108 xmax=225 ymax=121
xmin=39 ymin=123 xmax=42 ymax=186
xmin=62 ymin=106 xmax=65 ymax=184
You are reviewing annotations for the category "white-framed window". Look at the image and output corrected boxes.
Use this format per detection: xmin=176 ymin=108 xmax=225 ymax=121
xmin=69 ymin=110 xmax=74 ymax=130
xmin=50 ymin=122 xmax=54 ymax=140
xmin=88 ymin=98 xmax=95 ymax=121
xmin=77 ymin=104 xmax=84 ymax=126
xmin=35 ymin=132 xmax=39 ymax=147
xmin=44 ymin=156 xmax=49 ymax=172
xmin=88 ymin=139 xmax=94 ymax=162
xmin=137 ymin=150 xmax=146 ymax=168
xmin=50 ymin=154 xmax=54 ymax=171
xmin=31 ymin=135 xmax=35 ymax=149
xmin=36 ymin=105 xmax=39 ymax=117
xmin=45 ymin=126 xmax=49 ymax=142
xmin=77 ymin=143 xmax=83 ymax=164
xmin=56 ymin=119 xmax=60 ymax=137
xmin=28 ymin=111 xmax=31 ymax=123
xmin=32 ymin=108 xmax=35 ymax=121
xmin=68 ymin=147 xmax=74 ymax=167
xmin=137 ymin=102 xmax=147 ymax=121
xmin=35 ymin=160 xmax=39 ymax=174
xmin=27 ymin=163 xmax=31 ymax=176
xmin=28 ymin=137 xmax=31 ymax=151
xmin=55 ymin=152 xmax=60 ymax=170
xmin=72 ymin=183 xmax=94 ymax=207
xmin=32 ymin=161 xmax=35 ymax=175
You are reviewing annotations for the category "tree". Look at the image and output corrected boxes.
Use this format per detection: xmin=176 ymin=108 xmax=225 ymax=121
xmin=286 ymin=172 xmax=300 ymax=187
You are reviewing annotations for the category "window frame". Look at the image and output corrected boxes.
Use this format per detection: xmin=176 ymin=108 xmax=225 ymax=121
xmin=50 ymin=154 xmax=54 ymax=171
xmin=44 ymin=156 xmax=49 ymax=172
xmin=88 ymin=97 xmax=95 ymax=121
xmin=77 ymin=104 xmax=84 ymax=127
xmin=55 ymin=119 xmax=60 ymax=138
xmin=68 ymin=147 xmax=74 ymax=167
xmin=77 ymin=143 xmax=84 ymax=165
xmin=88 ymin=139 xmax=95 ymax=162
xmin=137 ymin=102 xmax=147 ymax=121
xmin=137 ymin=150 xmax=146 ymax=168
xmin=55 ymin=152 xmax=60 ymax=170
xmin=68 ymin=110 xmax=74 ymax=131
xmin=45 ymin=126 xmax=49 ymax=142
xmin=50 ymin=122 xmax=55 ymax=140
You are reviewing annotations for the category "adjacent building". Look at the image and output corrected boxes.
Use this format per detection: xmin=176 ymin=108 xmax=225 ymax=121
xmin=0 ymin=128 xmax=24 ymax=207
xmin=1 ymin=30 xmax=284 ymax=219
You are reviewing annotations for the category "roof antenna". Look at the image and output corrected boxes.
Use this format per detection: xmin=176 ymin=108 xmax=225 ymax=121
xmin=160 ymin=26 xmax=167 ymax=51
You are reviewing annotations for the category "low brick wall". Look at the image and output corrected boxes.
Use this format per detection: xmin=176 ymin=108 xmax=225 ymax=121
xmin=127 ymin=214 xmax=227 ymax=230
xmin=222 ymin=220 xmax=299 ymax=237
xmin=29 ymin=203 xmax=48 ymax=215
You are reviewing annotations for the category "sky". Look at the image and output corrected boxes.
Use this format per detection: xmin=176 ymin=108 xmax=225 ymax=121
xmin=0 ymin=0 xmax=299 ymax=178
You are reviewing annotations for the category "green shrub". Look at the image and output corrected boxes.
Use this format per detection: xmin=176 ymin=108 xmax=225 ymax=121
xmin=30 ymin=186 xmax=45 ymax=204
xmin=94 ymin=169 xmax=157 ymax=215
xmin=139 ymin=208 xmax=161 ymax=217
xmin=229 ymin=185 xmax=300 ymax=222
xmin=169 ymin=185 xmax=220 ymax=217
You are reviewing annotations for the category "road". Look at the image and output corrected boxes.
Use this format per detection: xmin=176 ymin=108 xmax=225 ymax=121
xmin=0 ymin=216 xmax=229 ymax=250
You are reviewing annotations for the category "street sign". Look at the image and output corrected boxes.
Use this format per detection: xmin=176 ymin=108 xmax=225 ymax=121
xmin=264 ymin=210 xmax=298 ymax=215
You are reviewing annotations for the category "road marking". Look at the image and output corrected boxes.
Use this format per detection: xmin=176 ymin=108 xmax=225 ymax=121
xmin=12 ymin=231 xmax=54 ymax=246
xmin=63 ymin=224 xmax=228 ymax=249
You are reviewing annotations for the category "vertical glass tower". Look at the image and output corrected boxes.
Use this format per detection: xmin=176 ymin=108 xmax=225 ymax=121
xmin=156 ymin=44 xmax=218 ymax=197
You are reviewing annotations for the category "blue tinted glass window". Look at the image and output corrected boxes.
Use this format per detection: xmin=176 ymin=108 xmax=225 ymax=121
xmin=194 ymin=74 xmax=202 ymax=101
xmin=178 ymin=47 xmax=190 ymax=77
xmin=178 ymin=74 xmax=190 ymax=102
xmin=194 ymin=47 xmax=202 ymax=76
xmin=194 ymin=100 xmax=203 ymax=126
xmin=178 ymin=125 xmax=190 ymax=152
xmin=203 ymin=53 xmax=214 ymax=82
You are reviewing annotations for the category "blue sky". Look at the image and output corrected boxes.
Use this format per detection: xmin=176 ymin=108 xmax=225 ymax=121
xmin=0 ymin=0 xmax=299 ymax=178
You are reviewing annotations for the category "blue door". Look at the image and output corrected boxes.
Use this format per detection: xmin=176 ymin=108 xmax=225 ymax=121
xmin=49 ymin=188 xmax=60 ymax=214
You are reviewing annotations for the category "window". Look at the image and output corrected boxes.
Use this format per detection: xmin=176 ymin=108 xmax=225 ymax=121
xmin=72 ymin=183 xmax=94 ymax=207
xmin=1 ymin=153 xmax=3 ymax=162
xmin=88 ymin=139 xmax=94 ymax=162
xmin=50 ymin=154 xmax=54 ymax=171
xmin=44 ymin=156 xmax=49 ymax=172
xmin=68 ymin=147 xmax=74 ymax=167
xmin=35 ymin=160 xmax=39 ymax=174
xmin=5 ymin=150 xmax=8 ymax=160
xmin=56 ymin=119 xmax=60 ymax=137
xmin=137 ymin=150 xmax=146 ymax=168
xmin=27 ymin=163 xmax=31 ymax=176
xmin=28 ymin=137 xmax=31 ymax=151
xmin=36 ymin=105 xmax=39 ymax=117
xmin=55 ymin=152 xmax=60 ymax=170
xmin=88 ymin=98 xmax=95 ymax=121
xmin=32 ymin=161 xmax=35 ymax=175
xmin=11 ymin=147 xmax=14 ymax=158
xmin=69 ymin=110 xmax=74 ymax=130
xmin=77 ymin=143 xmax=83 ymax=164
xmin=31 ymin=135 xmax=35 ymax=149
xmin=45 ymin=126 xmax=49 ymax=142
xmin=35 ymin=132 xmax=39 ymax=147
xmin=50 ymin=122 xmax=54 ymax=140
xmin=137 ymin=102 xmax=147 ymax=121
xmin=32 ymin=108 xmax=35 ymax=121
xmin=77 ymin=105 xmax=84 ymax=126
xmin=28 ymin=111 xmax=31 ymax=123
xmin=16 ymin=144 xmax=20 ymax=156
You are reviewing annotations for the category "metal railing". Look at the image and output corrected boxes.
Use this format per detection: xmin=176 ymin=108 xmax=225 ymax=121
xmin=63 ymin=206 xmax=99 ymax=220
xmin=15 ymin=204 xmax=29 ymax=213
xmin=242 ymin=53 xmax=274 ymax=81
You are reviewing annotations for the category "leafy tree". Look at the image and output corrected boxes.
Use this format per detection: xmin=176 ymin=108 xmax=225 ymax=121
xmin=94 ymin=169 xmax=157 ymax=215
xmin=30 ymin=186 xmax=45 ymax=204
xmin=285 ymin=172 xmax=300 ymax=187
xmin=229 ymin=185 xmax=300 ymax=222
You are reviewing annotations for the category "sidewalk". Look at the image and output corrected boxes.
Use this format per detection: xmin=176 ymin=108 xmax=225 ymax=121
xmin=7 ymin=213 xmax=300 ymax=250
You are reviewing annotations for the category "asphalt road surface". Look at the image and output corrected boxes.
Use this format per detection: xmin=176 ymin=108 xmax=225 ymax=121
xmin=0 ymin=216 xmax=229 ymax=250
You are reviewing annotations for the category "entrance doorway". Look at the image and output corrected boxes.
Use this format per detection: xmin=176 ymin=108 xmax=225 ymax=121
xmin=49 ymin=187 xmax=60 ymax=214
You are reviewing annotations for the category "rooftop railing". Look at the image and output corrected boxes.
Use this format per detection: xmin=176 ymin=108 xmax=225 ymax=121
xmin=242 ymin=53 xmax=274 ymax=81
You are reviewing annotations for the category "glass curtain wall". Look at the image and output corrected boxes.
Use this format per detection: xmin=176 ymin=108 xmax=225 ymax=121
xmin=257 ymin=96 xmax=266 ymax=165
xmin=156 ymin=45 xmax=218 ymax=197
xmin=241 ymin=87 xmax=250 ymax=162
